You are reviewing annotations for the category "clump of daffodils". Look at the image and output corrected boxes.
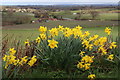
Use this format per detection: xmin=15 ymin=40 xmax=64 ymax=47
xmin=3 ymin=48 xmax=37 ymax=69
xmin=76 ymin=27 xmax=116 ymax=78
xmin=77 ymin=55 xmax=94 ymax=70
xmin=30 ymin=25 xmax=117 ymax=78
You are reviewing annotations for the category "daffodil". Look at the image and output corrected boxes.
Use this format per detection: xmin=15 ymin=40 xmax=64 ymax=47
xmin=3 ymin=55 xmax=8 ymax=61
xmin=36 ymin=37 xmax=40 ymax=43
xmin=48 ymin=39 xmax=58 ymax=48
xmin=13 ymin=59 xmax=20 ymax=65
xmin=40 ymin=33 xmax=47 ymax=40
xmin=81 ymin=55 xmax=94 ymax=63
xmin=84 ymin=31 xmax=90 ymax=37
xmin=25 ymin=39 xmax=30 ymax=46
xmin=98 ymin=46 xmax=107 ymax=55
xmin=75 ymin=25 xmax=82 ymax=30
xmin=77 ymin=55 xmax=93 ymax=70
xmin=63 ymin=27 xmax=70 ymax=32
xmin=5 ymin=63 xmax=9 ymax=69
xmin=28 ymin=56 xmax=37 ymax=67
xmin=82 ymin=39 xmax=89 ymax=46
xmin=99 ymin=37 xmax=107 ymax=45
xmin=77 ymin=62 xmax=84 ymax=69
xmin=9 ymin=48 xmax=16 ymax=55
xmin=109 ymin=42 xmax=117 ymax=49
xmin=9 ymin=55 xmax=16 ymax=64
xmin=72 ymin=28 xmax=82 ymax=38
xmin=58 ymin=25 xmax=64 ymax=31
xmin=85 ymin=44 xmax=93 ymax=51
xmin=93 ymin=39 xmax=99 ymax=46
xmin=49 ymin=28 xmax=58 ymax=37
xmin=39 ymin=26 xmax=47 ymax=33
xmin=79 ymin=51 xmax=85 ymax=56
xmin=89 ymin=35 xmax=99 ymax=41
xmin=107 ymin=54 xmax=114 ymax=60
xmin=63 ymin=28 xmax=73 ymax=37
xmin=105 ymin=27 xmax=111 ymax=35
xmin=84 ymin=63 xmax=91 ymax=70
xmin=88 ymin=74 xmax=95 ymax=79
xmin=19 ymin=56 xmax=28 ymax=66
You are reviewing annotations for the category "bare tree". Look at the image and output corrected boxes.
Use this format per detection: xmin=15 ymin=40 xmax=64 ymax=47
xmin=89 ymin=10 xmax=99 ymax=19
xmin=75 ymin=11 xmax=84 ymax=20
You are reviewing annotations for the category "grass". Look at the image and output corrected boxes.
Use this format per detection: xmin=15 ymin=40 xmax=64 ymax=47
xmin=2 ymin=20 xmax=118 ymax=46
xmin=97 ymin=13 xmax=118 ymax=20
xmin=2 ymin=20 xmax=118 ymax=29
xmin=13 ymin=9 xmax=119 ymax=21
xmin=53 ymin=10 xmax=119 ymax=20
xmin=4 ymin=8 xmax=118 ymax=26
xmin=22 ymin=68 xmax=117 ymax=78
xmin=70 ymin=8 xmax=117 ymax=13
xmin=2 ymin=26 xmax=118 ymax=44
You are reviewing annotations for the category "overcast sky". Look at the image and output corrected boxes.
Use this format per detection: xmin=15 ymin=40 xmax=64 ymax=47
xmin=1 ymin=0 xmax=119 ymax=2
xmin=1 ymin=0 xmax=119 ymax=5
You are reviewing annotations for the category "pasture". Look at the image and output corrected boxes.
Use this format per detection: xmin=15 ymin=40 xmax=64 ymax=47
xmin=52 ymin=9 xmax=119 ymax=20
xmin=2 ymin=20 xmax=118 ymax=42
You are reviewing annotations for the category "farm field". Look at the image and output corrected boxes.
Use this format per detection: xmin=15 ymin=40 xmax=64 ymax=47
xmin=2 ymin=20 xmax=118 ymax=29
xmin=2 ymin=20 xmax=118 ymax=42
xmin=52 ymin=9 xmax=119 ymax=20
xmin=4 ymin=9 xmax=119 ymax=22
xmin=55 ymin=12 xmax=119 ymax=20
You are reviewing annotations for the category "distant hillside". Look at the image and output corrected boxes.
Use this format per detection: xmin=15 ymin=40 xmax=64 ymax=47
xmin=1 ymin=2 xmax=118 ymax=6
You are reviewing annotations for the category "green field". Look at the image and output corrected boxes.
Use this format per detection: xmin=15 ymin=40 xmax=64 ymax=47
xmin=2 ymin=20 xmax=118 ymax=43
xmin=51 ymin=8 xmax=119 ymax=20
xmin=2 ymin=10 xmax=119 ymax=47
xmin=3 ymin=20 xmax=118 ymax=29
xmin=11 ymin=8 xmax=119 ymax=21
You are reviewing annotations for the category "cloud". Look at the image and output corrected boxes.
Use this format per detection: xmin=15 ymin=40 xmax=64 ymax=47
xmin=1 ymin=0 xmax=119 ymax=2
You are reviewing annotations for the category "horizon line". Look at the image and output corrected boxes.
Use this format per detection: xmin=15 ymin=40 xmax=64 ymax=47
xmin=1 ymin=2 xmax=119 ymax=6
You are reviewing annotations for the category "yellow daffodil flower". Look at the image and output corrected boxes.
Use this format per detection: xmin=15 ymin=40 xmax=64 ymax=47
xmin=28 ymin=56 xmax=37 ymax=67
xmin=109 ymin=42 xmax=117 ymax=49
xmin=9 ymin=48 xmax=16 ymax=55
xmin=48 ymin=39 xmax=58 ymax=48
xmin=88 ymin=74 xmax=95 ymax=79
xmin=39 ymin=26 xmax=47 ymax=33
xmin=105 ymin=27 xmax=111 ymax=35
xmin=49 ymin=28 xmax=58 ymax=37
xmin=58 ymin=25 xmax=64 ymax=31
xmin=25 ymin=39 xmax=30 ymax=46
xmin=79 ymin=51 xmax=85 ymax=56
xmin=36 ymin=37 xmax=40 ymax=43
xmin=107 ymin=54 xmax=114 ymax=61
xmin=40 ymin=33 xmax=47 ymax=40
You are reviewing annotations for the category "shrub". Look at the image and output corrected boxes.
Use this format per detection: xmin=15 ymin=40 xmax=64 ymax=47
xmin=35 ymin=25 xmax=84 ymax=73
xmin=2 ymin=12 xmax=32 ymax=26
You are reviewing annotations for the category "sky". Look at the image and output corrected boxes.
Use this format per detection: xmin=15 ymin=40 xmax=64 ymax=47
xmin=0 ymin=0 xmax=119 ymax=5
